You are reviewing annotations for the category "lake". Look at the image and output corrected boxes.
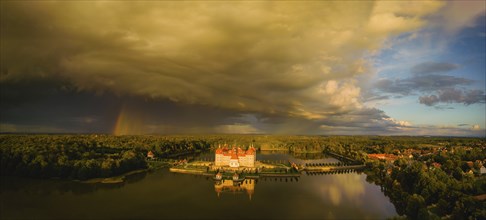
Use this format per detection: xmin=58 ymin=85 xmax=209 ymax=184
xmin=0 ymin=153 xmax=397 ymax=219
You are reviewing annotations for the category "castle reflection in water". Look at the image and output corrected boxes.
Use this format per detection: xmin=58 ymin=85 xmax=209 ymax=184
xmin=214 ymin=179 xmax=255 ymax=199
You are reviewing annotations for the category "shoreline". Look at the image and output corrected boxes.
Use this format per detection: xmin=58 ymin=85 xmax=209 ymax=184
xmin=81 ymin=169 xmax=148 ymax=184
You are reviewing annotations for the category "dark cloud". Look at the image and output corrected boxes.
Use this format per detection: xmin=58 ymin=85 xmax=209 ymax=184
xmin=0 ymin=2 xmax=442 ymax=111
xmin=0 ymin=90 xmax=120 ymax=133
xmin=0 ymin=77 xmax=66 ymax=108
xmin=372 ymin=61 xmax=483 ymax=109
xmin=374 ymin=74 xmax=472 ymax=96
xmin=372 ymin=70 xmax=484 ymax=108
xmin=373 ymin=60 xmax=473 ymax=103
xmin=407 ymin=74 xmax=472 ymax=91
xmin=419 ymin=88 xmax=486 ymax=106
xmin=418 ymin=95 xmax=439 ymax=106
xmin=0 ymin=74 xmax=414 ymax=135
xmin=318 ymin=107 xmax=413 ymax=134
xmin=2 ymin=1 xmax=381 ymax=122
xmin=0 ymin=83 xmax=248 ymax=134
xmin=411 ymin=62 xmax=458 ymax=75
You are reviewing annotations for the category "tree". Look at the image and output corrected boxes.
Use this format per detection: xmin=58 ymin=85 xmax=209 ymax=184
xmin=406 ymin=194 xmax=428 ymax=219
xmin=452 ymin=167 xmax=463 ymax=181
xmin=101 ymin=158 xmax=115 ymax=177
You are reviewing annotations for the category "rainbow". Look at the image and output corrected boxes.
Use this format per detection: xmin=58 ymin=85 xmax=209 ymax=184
xmin=113 ymin=104 xmax=146 ymax=135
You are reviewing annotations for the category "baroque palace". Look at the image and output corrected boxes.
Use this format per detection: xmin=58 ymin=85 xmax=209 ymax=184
xmin=214 ymin=144 xmax=256 ymax=167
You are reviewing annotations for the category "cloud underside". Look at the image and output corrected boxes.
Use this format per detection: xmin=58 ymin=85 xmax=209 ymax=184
xmin=373 ymin=61 xmax=485 ymax=107
xmin=411 ymin=62 xmax=459 ymax=75
xmin=1 ymin=1 xmax=483 ymax=136
xmin=419 ymin=88 xmax=485 ymax=106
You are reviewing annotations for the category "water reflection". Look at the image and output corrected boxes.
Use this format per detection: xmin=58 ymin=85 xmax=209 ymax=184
xmin=214 ymin=179 xmax=255 ymax=199
xmin=210 ymin=170 xmax=367 ymax=207
xmin=317 ymin=174 xmax=365 ymax=206
xmin=0 ymin=171 xmax=147 ymax=195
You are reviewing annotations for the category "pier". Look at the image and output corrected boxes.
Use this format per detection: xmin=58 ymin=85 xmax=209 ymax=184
xmin=325 ymin=151 xmax=360 ymax=164
xmin=303 ymin=164 xmax=366 ymax=172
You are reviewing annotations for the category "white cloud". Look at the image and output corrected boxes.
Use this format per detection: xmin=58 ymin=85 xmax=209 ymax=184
xmin=472 ymin=124 xmax=481 ymax=131
xmin=384 ymin=117 xmax=412 ymax=127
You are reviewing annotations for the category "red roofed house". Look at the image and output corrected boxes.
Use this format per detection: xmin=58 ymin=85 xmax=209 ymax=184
xmin=215 ymin=144 xmax=256 ymax=167
xmin=147 ymin=151 xmax=155 ymax=159
xmin=431 ymin=162 xmax=441 ymax=170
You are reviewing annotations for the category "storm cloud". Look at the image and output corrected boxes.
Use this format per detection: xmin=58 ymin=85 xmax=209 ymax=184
xmin=3 ymin=1 xmax=481 ymax=136
xmin=374 ymin=74 xmax=473 ymax=95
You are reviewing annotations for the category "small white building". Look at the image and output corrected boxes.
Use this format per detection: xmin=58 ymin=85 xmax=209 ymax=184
xmin=480 ymin=166 xmax=486 ymax=175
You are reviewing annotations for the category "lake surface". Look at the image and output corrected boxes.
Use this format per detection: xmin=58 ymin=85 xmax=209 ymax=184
xmin=0 ymin=153 xmax=397 ymax=219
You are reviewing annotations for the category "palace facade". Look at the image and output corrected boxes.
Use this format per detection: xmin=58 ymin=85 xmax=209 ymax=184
xmin=215 ymin=145 xmax=256 ymax=168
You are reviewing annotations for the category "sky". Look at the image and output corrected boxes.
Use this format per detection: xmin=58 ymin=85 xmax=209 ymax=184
xmin=1 ymin=1 xmax=485 ymax=136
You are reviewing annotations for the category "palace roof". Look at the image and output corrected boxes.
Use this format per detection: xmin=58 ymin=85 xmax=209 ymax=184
xmin=216 ymin=146 xmax=256 ymax=156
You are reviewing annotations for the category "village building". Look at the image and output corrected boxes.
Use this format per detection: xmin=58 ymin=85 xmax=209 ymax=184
xmin=215 ymin=144 xmax=256 ymax=168
xmin=429 ymin=162 xmax=442 ymax=170
xmin=147 ymin=151 xmax=155 ymax=159
xmin=480 ymin=166 xmax=486 ymax=176
xmin=367 ymin=153 xmax=398 ymax=162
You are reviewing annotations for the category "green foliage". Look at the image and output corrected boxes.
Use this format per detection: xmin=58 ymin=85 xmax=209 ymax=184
xmin=405 ymin=194 xmax=427 ymax=219
xmin=368 ymin=158 xmax=485 ymax=219
xmin=0 ymin=135 xmax=150 ymax=180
